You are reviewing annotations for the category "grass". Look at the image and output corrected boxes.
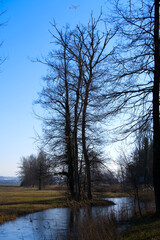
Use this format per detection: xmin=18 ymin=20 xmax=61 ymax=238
xmin=0 ymin=185 xmax=67 ymax=224
xmin=120 ymin=215 xmax=160 ymax=240
xmin=0 ymin=184 xmax=115 ymax=225
xmin=75 ymin=185 xmax=158 ymax=240
xmin=77 ymin=212 xmax=160 ymax=240
xmin=1 ymin=184 xmax=159 ymax=240
xmin=78 ymin=214 xmax=119 ymax=240
xmin=93 ymin=184 xmax=130 ymax=198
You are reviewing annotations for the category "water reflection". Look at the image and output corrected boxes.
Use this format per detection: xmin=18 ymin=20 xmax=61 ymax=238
xmin=0 ymin=197 xmax=133 ymax=240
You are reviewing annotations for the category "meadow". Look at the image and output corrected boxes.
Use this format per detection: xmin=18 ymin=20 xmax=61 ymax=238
xmin=0 ymin=184 xmax=67 ymax=224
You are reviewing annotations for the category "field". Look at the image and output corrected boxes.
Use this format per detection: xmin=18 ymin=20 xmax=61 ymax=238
xmin=0 ymin=185 xmax=67 ymax=224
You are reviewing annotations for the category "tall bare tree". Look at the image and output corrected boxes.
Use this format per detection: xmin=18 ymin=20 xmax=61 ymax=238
xmin=106 ymin=0 xmax=160 ymax=214
xmin=35 ymin=14 xmax=115 ymax=200
xmin=35 ymin=28 xmax=75 ymax=197
xmin=153 ymin=0 xmax=160 ymax=215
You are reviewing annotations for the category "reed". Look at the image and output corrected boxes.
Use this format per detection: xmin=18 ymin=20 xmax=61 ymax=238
xmin=79 ymin=214 xmax=119 ymax=240
xmin=69 ymin=199 xmax=156 ymax=240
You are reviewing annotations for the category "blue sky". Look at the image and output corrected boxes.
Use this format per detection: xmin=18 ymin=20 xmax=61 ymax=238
xmin=0 ymin=0 xmax=108 ymax=176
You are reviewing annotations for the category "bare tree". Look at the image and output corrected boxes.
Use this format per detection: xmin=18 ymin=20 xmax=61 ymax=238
xmin=74 ymin=15 xmax=115 ymax=199
xmin=18 ymin=154 xmax=37 ymax=187
xmin=35 ymin=26 xmax=78 ymax=198
xmin=105 ymin=0 xmax=153 ymax=135
xmin=153 ymin=0 xmax=160 ymax=215
xmin=35 ymin=14 xmax=115 ymax=200
xmin=106 ymin=0 xmax=160 ymax=214
xmin=118 ymin=151 xmax=143 ymax=216
xmin=36 ymin=150 xmax=53 ymax=190
xmin=18 ymin=151 xmax=53 ymax=189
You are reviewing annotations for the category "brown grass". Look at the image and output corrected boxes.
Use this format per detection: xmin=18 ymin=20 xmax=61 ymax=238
xmin=0 ymin=185 xmax=66 ymax=224
xmin=93 ymin=184 xmax=130 ymax=198
xmin=79 ymin=214 xmax=119 ymax=240
xmin=0 ymin=184 xmax=158 ymax=240
xmin=0 ymin=184 xmax=115 ymax=225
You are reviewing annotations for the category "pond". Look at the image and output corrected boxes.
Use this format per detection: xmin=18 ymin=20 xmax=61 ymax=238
xmin=0 ymin=197 xmax=133 ymax=240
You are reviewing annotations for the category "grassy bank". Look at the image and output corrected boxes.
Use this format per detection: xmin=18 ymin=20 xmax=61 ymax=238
xmin=76 ymin=185 xmax=158 ymax=240
xmin=1 ymin=183 xmax=158 ymax=240
xmin=0 ymin=185 xmax=67 ymax=224
xmin=0 ymin=184 xmax=115 ymax=225
xmin=120 ymin=215 xmax=160 ymax=240
xmin=77 ymin=213 xmax=160 ymax=240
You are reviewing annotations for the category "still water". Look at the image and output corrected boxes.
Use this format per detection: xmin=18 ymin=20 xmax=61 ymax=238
xmin=0 ymin=197 xmax=133 ymax=240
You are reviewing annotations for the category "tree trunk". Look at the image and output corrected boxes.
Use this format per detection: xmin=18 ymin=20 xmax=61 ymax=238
xmin=38 ymin=163 xmax=42 ymax=190
xmin=82 ymin=129 xmax=92 ymax=200
xmin=82 ymin=90 xmax=92 ymax=200
xmin=73 ymin=60 xmax=83 ymax=201
xmin=153 ymin=0 xmax=160 ymax=214
xmin=74 ymin=129 xmax=80 ymax=201
xmin=64 ymin=47 xmax=75 ymax=199
xmin=65 ymin=107 xmax=75 ymax=198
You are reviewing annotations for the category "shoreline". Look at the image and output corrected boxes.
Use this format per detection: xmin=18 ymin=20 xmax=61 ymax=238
xmin=0 ymin=186 xmax=115 ymax=225
xmin=0 ymin=199 xmax=114 ymax=225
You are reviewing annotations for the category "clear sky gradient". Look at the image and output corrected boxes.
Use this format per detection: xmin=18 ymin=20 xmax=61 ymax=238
xmin=0 ymin=0 xmax=108 ymax=176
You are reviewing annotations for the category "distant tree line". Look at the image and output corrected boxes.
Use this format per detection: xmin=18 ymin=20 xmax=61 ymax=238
xmin=18 ymin=149 xmax=117 ymax=190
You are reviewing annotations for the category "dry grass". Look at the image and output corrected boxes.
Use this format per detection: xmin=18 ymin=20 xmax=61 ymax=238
xmin=74 ymin=212 xmax=160 ymax=240
xmin=0 ymin=184 xmax=158 ymax=240
xmin=66 ymin=198 xmax=114 ymax=209
xmin=0 ymin=185 xmax=66 ymax=224
xmin=0 ymin=186 xmax=64 ymax=203
xmin=79 ymin=214 xmax=119 ymax=240
xmin=93 ymin=184 xmax=129 ymax=198
xmin=0 ymin=184 xmax=154 ymax=225
xmin=72 ymin=201 xmax=157 ymax=240
xmin=0 ymin=184 xmax=115 ymax=225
